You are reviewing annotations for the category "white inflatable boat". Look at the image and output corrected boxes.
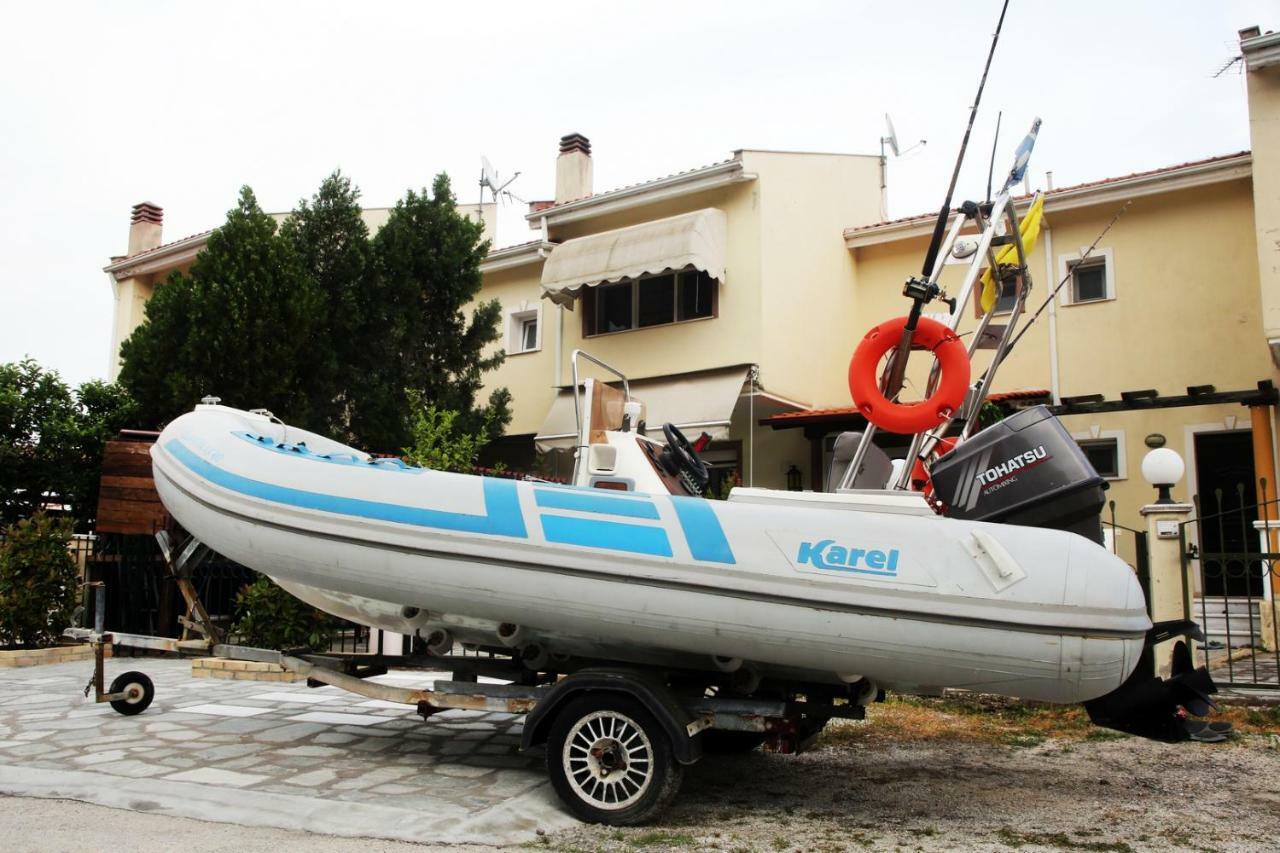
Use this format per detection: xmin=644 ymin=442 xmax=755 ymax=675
xmin=152 ymin=386 xmax=1152 ymax=706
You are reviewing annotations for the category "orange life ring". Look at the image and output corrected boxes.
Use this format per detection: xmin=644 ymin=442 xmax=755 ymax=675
xmin=911 ymin=435 xmax=958 ymax=492
xmin=848 ymin=316 xmax=971 ymax=435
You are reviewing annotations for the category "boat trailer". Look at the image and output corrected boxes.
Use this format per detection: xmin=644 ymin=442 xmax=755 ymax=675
xmin=64 ymin=533 xmax=864 ymax=824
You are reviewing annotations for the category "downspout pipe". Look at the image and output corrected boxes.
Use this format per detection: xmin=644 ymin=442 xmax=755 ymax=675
xmin=1044 ymin=222 xmax=1060 ymax=405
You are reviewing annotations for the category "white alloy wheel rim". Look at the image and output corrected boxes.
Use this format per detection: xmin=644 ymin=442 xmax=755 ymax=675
xmin=561 ymin=709 xmax=654 ymax=810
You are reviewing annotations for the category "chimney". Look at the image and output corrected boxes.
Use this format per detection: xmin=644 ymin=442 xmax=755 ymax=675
xmin=128 ymin=201 xmax=164 ymax=256
xmin=554 ymin=133 xmax=592 ymax=205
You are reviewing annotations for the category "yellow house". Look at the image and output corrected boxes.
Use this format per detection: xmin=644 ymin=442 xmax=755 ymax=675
xmin=473 ymin=134 xmax=882 ymax=489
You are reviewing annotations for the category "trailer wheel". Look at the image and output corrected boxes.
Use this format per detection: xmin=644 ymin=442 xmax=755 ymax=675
xmin=108 ymin=671 xmax=154 ymax=716
xmin=546 ymin=694 xmax=683 ymax=825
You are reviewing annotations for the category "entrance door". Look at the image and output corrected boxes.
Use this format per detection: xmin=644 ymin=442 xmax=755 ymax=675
xmin=1194 ymin=430 xmax=1259 ymax=597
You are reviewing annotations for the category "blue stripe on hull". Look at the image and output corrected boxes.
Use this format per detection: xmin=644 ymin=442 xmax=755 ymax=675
xmin=165 ymin=440 xmax=528 ymax=539
xmin=533 ymin=488 xmax=660 ymax=520
xmin=540 ymin=515 xmax=673 ymax=557
xmin=671 ymin=496 xmax=736 ymax=564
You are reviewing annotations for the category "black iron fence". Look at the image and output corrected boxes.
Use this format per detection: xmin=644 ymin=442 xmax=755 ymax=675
xmin=76 ymin=531 xmax=369 ymax=655
xmin=1181 ymin=482 xmax=1280 ymax=689
xmin=1103 ymin=501 xmax=1151 ymax=616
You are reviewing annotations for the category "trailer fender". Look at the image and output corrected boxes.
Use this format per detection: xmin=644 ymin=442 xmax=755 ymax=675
xmin=521 ymin=668 xmax=704 ymax=765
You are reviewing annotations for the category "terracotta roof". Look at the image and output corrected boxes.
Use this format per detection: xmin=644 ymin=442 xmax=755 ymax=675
xmin=118 ymin=229 xmax=215 ymax=261
xmin=762 ymin=389 xmax=1051 ymax=425
xmin=489 ymin=238 xmax=547 ymax=252
xmin=844 ymin=150 xmax=1251 ymax=236
xmin=534 ymin=158 xmax=740 ymax=212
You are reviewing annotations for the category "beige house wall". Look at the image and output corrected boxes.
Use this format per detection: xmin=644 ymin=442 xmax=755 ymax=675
xmin=476 ymin=263 xmax=558 ymax=438
xmin=747 ymin=150 xmax=882 ymax=406
xmin=847 ymin=179 xmax=1265 ymax=402
xmin=109 ymin=276 xmax=155 ymax=374
xmin=1244 ymin=47 xmax=1280 ymax=349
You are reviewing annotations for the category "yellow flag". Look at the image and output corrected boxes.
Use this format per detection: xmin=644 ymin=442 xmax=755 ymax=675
xmin=980 ymin=193 xmax=1045 ymax=313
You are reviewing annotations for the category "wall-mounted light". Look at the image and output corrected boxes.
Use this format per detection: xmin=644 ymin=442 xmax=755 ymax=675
xmin=1144 ymin=433 xmax=1166 ymax=449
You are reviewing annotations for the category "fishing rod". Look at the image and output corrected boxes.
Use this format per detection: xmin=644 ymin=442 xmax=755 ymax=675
xmin=985 ymin=110 xmax=1003 ymax=203
xmin=881 ymin=0 xmax=1011 ymax=400
xmin=919 ymin=0 xmax=1011 ymax=279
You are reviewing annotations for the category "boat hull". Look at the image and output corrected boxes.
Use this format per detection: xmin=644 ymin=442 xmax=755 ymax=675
xmin=152 ymin=405 xmax=1151 ymax=704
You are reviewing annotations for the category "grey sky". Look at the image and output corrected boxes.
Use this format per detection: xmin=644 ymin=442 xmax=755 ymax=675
xmin=0 ymin=1 xmax=1271 ymax=386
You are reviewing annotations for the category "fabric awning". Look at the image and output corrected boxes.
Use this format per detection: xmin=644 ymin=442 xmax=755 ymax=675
xmin=540 ymin=208 xmax=727 ymax=306
xmin=535 ymin=366 xmax=749 ymax=452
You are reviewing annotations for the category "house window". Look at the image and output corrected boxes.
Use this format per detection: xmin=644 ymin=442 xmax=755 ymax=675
xmin=1059 ymin=248 xmax=1115 ymax=305
xmin=519 ymin=317 xmax=538 ymax=352
xmin=507 ymin=306 xmax=541 ymax=354
xmin=1070 ymin=259 xmax=1108 ymax=303
xmin=1071 ymin=430 xmax=1128 ymax=480
xmin=584 ymin=268 xmax=717 ymax=336
xmin=1079 ymin=439 xmax=1119 ymax=478
xmin=995 ymin=276 xmax=1019 ymax=314
xmin=971 ymin=275 xmax=1020 ymax=317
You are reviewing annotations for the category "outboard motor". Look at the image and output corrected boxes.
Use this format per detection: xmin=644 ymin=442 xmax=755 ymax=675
xmin=928 ymin=405 xmax=1107 ymax=544
xmin=1085 ymin=621 xmax=1229 ymax=742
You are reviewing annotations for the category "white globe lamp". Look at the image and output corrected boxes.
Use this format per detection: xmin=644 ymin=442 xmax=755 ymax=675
xmin=1141 ymin=448 xmax=1185 ymax=505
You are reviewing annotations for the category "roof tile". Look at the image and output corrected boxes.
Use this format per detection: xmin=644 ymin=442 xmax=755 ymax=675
xmin=845 ymin=150 xmax=1251 ymax=236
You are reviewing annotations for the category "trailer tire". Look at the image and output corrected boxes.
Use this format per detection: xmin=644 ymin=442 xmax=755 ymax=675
xmin=546 ymin=694 xmax=683 ymax=825
xmin=108 ymin=671 xmax=154 ymax=716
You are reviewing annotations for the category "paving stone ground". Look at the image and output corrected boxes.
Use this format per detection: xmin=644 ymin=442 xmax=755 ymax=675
xmin=0 ymin=658 xmax=577 ymax=846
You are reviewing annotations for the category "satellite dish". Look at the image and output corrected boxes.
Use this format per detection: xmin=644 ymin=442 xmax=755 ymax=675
xmin=880 ymin=114 xmax=924 ymax=160
xmin=883 ymin=113 xmax=900 ymax=157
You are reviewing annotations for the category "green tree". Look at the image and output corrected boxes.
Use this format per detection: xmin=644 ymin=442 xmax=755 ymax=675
xmin=279 ymin=171 xmax=371 ymax=439
xmin=360 ymin=173 xmax=511 ymax=451
xmin=0 ymin=359 xmax=78 ymax=524
xmin=69 ymin=379 xmax=140 ymax=527
xmin=119 ymin=187 xmax=323 ymax=430
xmin=0 ymin=360 xmax=134 ymax=528
xmin=117 ymin=174 xmax=511 ymax=456
xmin=0 ymin=512 xmax=79 ymax=648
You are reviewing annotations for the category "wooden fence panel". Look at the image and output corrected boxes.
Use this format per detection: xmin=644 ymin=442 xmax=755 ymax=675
xmin=96 ymin=439 xmax=168 ymax=535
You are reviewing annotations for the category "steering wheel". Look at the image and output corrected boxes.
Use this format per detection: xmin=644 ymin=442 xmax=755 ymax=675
xmin=661 ymin=423 xmax=710 ymax=494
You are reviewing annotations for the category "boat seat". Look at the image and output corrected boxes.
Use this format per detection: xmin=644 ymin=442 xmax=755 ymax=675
xmin=827 ymin=431 xmax=892 ymax=492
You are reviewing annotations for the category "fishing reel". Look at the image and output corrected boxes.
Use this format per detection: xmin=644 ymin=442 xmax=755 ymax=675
xmin=901 ymin=277 xmax=956 ymax=314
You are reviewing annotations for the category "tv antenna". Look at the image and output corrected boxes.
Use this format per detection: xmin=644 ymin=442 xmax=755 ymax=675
xmin=479 ymin=156 xmax=526 ymax=206
xmin=879 ymin=113 xmax=926 ymax=215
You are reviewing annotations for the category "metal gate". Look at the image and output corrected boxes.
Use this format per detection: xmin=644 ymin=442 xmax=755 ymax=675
xmin=1103 ymin=501 xmax=1151 ymax=616
xmin=1180 ymin=484 xmax=1279 ymax=689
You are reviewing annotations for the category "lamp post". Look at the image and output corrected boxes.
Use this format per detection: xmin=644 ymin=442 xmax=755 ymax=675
xmin=1138 ymin=447 xmax=1194 ymax=677
xmin=1141 ymin=447 xmax=1185 ymax=505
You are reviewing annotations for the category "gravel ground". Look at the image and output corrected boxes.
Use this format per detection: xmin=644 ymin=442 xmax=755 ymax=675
xmin=542 ymin=703 xmax=1280 ymax=853
xmin=6 ymin=694 xmax=1280 ymax=852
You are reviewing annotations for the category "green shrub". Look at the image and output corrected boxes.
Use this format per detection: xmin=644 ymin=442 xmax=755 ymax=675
xmin=230 ymin=575 xmax=333 ymax=651
xmin=0 ymin=512 xmax=79 ymax=649
xmin=401 ymin=395 xmax=494 ymax=473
